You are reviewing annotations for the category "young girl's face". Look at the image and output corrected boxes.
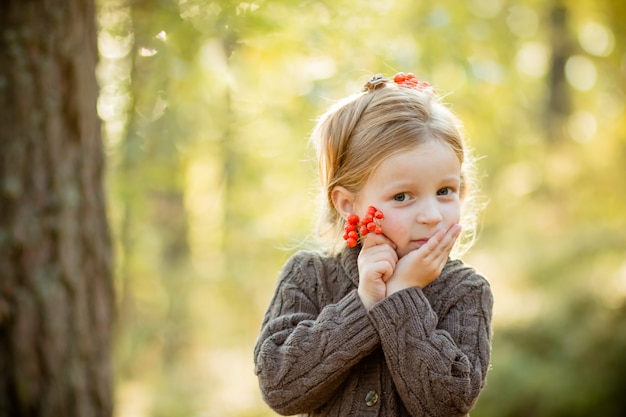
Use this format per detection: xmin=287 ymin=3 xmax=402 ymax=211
xmin=354 ymin=140 xmax=462 ymax=258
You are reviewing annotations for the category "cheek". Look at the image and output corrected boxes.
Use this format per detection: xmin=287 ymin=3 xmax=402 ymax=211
xmin=444 ymin=202 xmax=462 ymax=225
xmin=382 ymin=214 xmax=410 ymax=238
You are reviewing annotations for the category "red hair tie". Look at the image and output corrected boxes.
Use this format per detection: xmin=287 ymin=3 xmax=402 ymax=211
xmin=393 ymin=72 xmax=436 ymax=94
xmin=362 ymin=72 xmax=436 ymax=95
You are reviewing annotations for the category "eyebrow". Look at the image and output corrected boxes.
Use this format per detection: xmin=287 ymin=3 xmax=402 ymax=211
xmin=381 ymin=175 xmax=461 ymax=192
xmin=440 ymin=174 xmax=462 ymax=183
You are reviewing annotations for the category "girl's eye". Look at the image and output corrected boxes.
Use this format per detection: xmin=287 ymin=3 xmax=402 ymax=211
xmin=437 ymin=187 xmax=453 ymax=196
xmin=393 ymin=193 xmax=409 ymax=202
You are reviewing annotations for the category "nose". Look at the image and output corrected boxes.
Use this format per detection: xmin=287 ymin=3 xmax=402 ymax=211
xmin=416 ymin=197 xmax=443 ymax=225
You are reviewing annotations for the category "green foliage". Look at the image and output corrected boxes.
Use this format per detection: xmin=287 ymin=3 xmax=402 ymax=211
xmin=476 ymin=297 xmax=626 ymax=417
xmin=96 ymin=0 xmax=626 ymax=415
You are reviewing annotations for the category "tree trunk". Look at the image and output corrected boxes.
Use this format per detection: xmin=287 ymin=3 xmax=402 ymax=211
xmin=546 ymin=0 xmax=572 ymax=143
xmin=0 ymin=1 xmax=114 ymax=416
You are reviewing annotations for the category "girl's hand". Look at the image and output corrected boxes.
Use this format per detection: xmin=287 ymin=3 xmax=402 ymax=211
xmin=357 ymin=233 xmax=398 ymax=310
xmin=387 ymin=224 xmax=462 ymax=295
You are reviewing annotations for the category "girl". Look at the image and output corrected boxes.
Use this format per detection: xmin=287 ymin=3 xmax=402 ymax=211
xmin=254 ymin=72 xmax=493 ymax=416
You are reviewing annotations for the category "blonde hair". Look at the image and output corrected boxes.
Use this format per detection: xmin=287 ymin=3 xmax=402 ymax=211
xmin=311 ymin=76 xmax=481 ymax=255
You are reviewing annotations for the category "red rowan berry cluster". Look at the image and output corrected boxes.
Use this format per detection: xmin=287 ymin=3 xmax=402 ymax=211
xmin=343 ymin=206 xmax=385 ymax=248
xmin=393 ymin=72 xmax=435 ymax=94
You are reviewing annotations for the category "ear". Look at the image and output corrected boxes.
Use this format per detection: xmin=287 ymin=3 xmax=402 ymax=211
xmin=331 ymin=186 xmax=357 ymax=219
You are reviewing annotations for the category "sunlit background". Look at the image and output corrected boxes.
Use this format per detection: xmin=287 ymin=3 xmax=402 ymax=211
xmin=95 ymin=0 xmax=626 ymax=415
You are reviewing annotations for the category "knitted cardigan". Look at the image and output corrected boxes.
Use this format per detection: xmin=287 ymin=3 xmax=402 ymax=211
xmin=254 ymin=245 xmax=493 ymax=416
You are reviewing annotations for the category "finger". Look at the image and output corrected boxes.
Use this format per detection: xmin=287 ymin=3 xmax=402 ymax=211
xmin=421 ymin=225 xmax=460 ymax=262
xmin=433 ymin=224 xmax=462 ymax=261
xmin=447 ymin=223 xmax=462 ymax=239
xmin=358 ymin=239 xmax=399 ymax=276
xmin=377 ymin=259 xmax=396 ymax=282
xmin=443 ymin=224 xmax=462 ymax=251
xmin=422 ymin=229 xmax=446 ymax=256
xmin=361 ymin=231 xmax=397 ymax=251
xmin=369 ymin=243 xmax=399 ymax=268
xmin=439 ymin=224 xmax=461 ymax=248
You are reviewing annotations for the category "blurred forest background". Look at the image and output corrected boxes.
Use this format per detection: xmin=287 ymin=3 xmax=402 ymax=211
xmin=94 ymin=0 xmax=626 ymax=416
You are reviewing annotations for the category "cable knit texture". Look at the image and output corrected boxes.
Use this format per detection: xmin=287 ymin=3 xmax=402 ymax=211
xmin=254 ymin=246 xmax=493 ymax=416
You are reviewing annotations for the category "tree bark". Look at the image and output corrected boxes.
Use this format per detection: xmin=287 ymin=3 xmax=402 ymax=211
xmin=0 ymin=1 xmax=114 ymax=416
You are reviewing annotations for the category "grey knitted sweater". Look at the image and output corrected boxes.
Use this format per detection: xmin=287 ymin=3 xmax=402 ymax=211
xmin=254 ymin=245 xmax=493 ymax=416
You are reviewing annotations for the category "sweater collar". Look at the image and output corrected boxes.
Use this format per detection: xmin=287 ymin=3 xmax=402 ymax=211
xmin=339 ymin=244 xmax=361 ymax=286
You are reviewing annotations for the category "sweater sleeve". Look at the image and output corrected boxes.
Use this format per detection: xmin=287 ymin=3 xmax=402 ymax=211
xmin=253 ymin=252 xmax=380 ymax=416
xmin=368 ymin=270 xmax=493 ymax=417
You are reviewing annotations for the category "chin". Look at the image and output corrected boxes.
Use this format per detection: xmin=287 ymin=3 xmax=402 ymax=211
xmin=396 ymin=247 xmax=414 ymax=258
xmin=398 ymin=242 xmax=426 ymax=258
